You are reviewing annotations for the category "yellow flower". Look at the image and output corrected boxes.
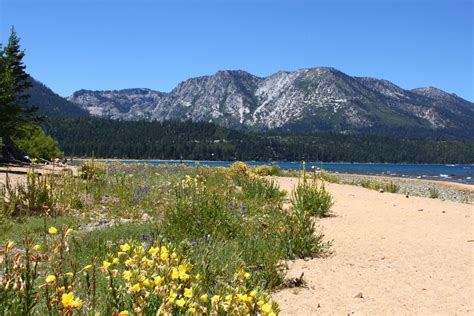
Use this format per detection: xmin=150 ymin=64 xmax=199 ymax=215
xmin=48 ymin=227 xmax=58 ymax=235
xmin=184 ymin=287 xmax=193 ymax=298
xmin=102 ymin=261 xmax=111 ymax=269
xmin=154 ymin=275 xmax=164 ymax=286
xmin=179 ymin=271 xmax=189 ymax=281
xmin=6 ymin=241 xmax=16 ymax=251
xmin=269 ymin=312 xmax=276 ymax=316
xmin=117 ymin=251 xmax=126 ymax=257
xmin=123 ymin=270 xmax=132 ymax=280
xmin=45 ymin=275 xmax=56 ymax=283
xmin=211 ymin=295 xmax=220 ymax=305
xmin=143 ymin=278 xmax=152 ymax=287
xmin=225 ymin=294 xmax=233 ymax=302
xmin=118 ymin=312 xmax=129 ymax=316
xmin=65 ymin=272 xmax=74 ymax=277
xmin=160 ymin=246 xmax=169 ymax=261
xmin=148 ymin=246 xmax=158 ymax=256
xmin=261 ymin=303 xmax=272 ymax=314
xmin=175 ymin=298 xmax=186 ymax=308
xmin=171 ymin=268 xmax=179 ymax=280
xmin=200 ymin=294 xmax=208 ymax=302
xmin=244 ymin=272 xmax=251 ymax=280
xmin=112 ymin=258 xmax=120 ymax=265
xmin=65 ymin=228 xmax=74 ymax=236
xmin=195 ymin=273 xmax=202 ymax=281
xmin=32 ymin=244 xmax=42 ymax=251
xmin=129 ymin=283 xmax=141 ymax=293
xmin=120 ymin=243 xmax=131 ymax=252
xmin=82 ymin=265 xmax=93 ymax=272
xmin=250 ymin=290 xmax=257 ymax=298
xmin=171 ymin=252 xmax=177 ymax=259
xmin=168 ymin=291 xmax=177 ymax=303
xmin=257 ymin=300 xmax=264 ymax=307
xmin=61 ymin=292 xmax=82 ymax=308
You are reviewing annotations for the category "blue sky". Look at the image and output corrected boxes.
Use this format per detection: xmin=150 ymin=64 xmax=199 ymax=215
xmin=1 ymin=0 xmax=472 ymax=100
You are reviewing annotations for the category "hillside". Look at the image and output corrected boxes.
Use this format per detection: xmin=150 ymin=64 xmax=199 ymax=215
xmin=67 ymin=67 xmax=474 ymax=138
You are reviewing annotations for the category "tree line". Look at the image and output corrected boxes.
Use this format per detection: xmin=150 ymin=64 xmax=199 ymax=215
xmin=43 ymin=117 xmax=474 ymax=164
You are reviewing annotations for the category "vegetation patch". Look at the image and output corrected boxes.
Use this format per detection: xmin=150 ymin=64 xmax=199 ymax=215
xmin=0 ymin=162 xmax=332 ymax=314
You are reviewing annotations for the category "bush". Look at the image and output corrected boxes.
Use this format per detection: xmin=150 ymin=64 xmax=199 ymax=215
xmin=253 ymin=165 xmax=281 ymax=176
xmin=429 ymin=187 xmax=440 ymax=199
xmin=13 ymin=124 xmax=63 ymax=160
xmin=80 ymin=161 xmax=107 ymax=181
xmin=291 ymin=179 xmax=333 ymax=218
xmin=229 ymin=161 xmax=249 ymax=175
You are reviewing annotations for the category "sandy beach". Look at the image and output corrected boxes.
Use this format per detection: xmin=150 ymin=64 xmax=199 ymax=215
xmin=273 ymin=177 xmax=474 ymax=315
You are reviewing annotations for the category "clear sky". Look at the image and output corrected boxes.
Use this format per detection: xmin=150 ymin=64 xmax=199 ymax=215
xmin=1 ymin=0 xmax=472 ymax=101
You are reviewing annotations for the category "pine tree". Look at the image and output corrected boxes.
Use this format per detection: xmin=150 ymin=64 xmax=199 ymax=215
xmin=4 ymin=27 xmax=32 ymax=103
xmin=0 ymin=43 xmax=19 ymax=138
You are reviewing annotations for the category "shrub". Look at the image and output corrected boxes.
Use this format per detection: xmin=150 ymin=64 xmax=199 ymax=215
xmin=80 ymin=161 xmax=107 ymax=181
xmin=13 ymin=124 xmax=64 ymax=160
xmin=229 ymin=161 xmax=249 ymax=175
xmin=291 ymin=179 xmax=333 ymax=218
xmin=253 ymin=165 xmax=281 ymax=176
xmin=429 ymin=187 xmax=440 ymax=199
xmin=2 ymin=169 xmax=58 ymax=217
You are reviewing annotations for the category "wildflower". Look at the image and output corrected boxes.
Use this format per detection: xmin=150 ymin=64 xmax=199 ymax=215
xmin=48 ymin=227 xmax=58 ymax=235
xmin=65 ymin=228 xmax=74 ymax=236
xmin=143 ymin=278 xmax=152 ymax=287
xmin=171 ymin=268 xmax=179 ymax=280
xmin=129 ymin=283 xmax=141 ymax=293
xmin=244 ymin=272 xmax=251 ymax=280
xmin=184 ymin=287 xmax=193 ymax=298
xmin=225 ymin=294 xmax=233 ymax=302
xmin=153 ymin=275 xmax=164 ymax=286
xmin=257 ymin=300 xmax=265 ymax=307
xmin=120 ymin=243 xmax=131 ymax=252
xmin=175 ymin=298 xmax=186 ymax=308
xmin=269 ymin=312 xmax=276 ymax=316
xmin=45 ymin=275 xmax=56 ymax=283
xmin=32 ymin=244 xmax=42 ymax=251
xmin=117 ymin=251 xmax=126 ymax=257
xmin=6 ymin=241 xmax=16 ymax=251
xmin=82 ymin=265 xmax=93 ymax=272
xmin=200 ymin=294 xmax=208 ymax=302
xmin=261 ymin=303 xmax=272 ymax=314
xmin=123 ymin=270 xmax=132 ymax=280
xmin=65 ymin=272 xmax=74 ymax=277
xmin=148 ymin=246 xmax=158 ymax=256
xmin=102 ymin=261 xmax=111 ymax=269
xmin=112 ymin=257 xmax=120 ymax=265
xmin=211 ymin=295 xmax=220 ymax=305
xmin=61 ymin=292 xmax=82 ymax=308
xmin=168 ymin=291 xmax=177 ymax=303
xmin=118 ymin=312 xmax=129 ymax=316
xmin=195 ymin=273 xmax=203 ymax=281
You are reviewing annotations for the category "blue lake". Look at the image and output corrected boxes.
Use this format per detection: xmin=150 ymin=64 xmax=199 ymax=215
xmin=103 ymin=160 xmax=474 ymax=185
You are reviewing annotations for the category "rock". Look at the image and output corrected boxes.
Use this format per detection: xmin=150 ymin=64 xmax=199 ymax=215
xmin=354 ymin=292 xmax=364 ymax=298
xmin=442 ymin=211 xmax=446 ymax=213
xmin=379 ymin=188 xmax=384 ymax=193
xmin=417 ymin=209 xmax=424 ymax=212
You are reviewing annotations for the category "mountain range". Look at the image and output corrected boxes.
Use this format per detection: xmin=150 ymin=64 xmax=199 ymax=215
xmin=28 ymin=67 xmax=474 ymax=138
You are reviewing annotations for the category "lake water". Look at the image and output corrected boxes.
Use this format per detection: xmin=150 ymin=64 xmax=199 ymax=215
xmin=104 ymin=160 xmax=474 ymax=185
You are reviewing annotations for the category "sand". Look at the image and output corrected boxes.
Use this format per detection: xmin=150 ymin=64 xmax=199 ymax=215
xmin=273 ymin=177 xmax=474 ymax=315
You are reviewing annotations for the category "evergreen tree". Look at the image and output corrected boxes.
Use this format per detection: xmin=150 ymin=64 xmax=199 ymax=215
xmin=0 ymin=43 xmax=19 ymax=139
xmin=4 ymin=27 xmax=32 ymax=103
